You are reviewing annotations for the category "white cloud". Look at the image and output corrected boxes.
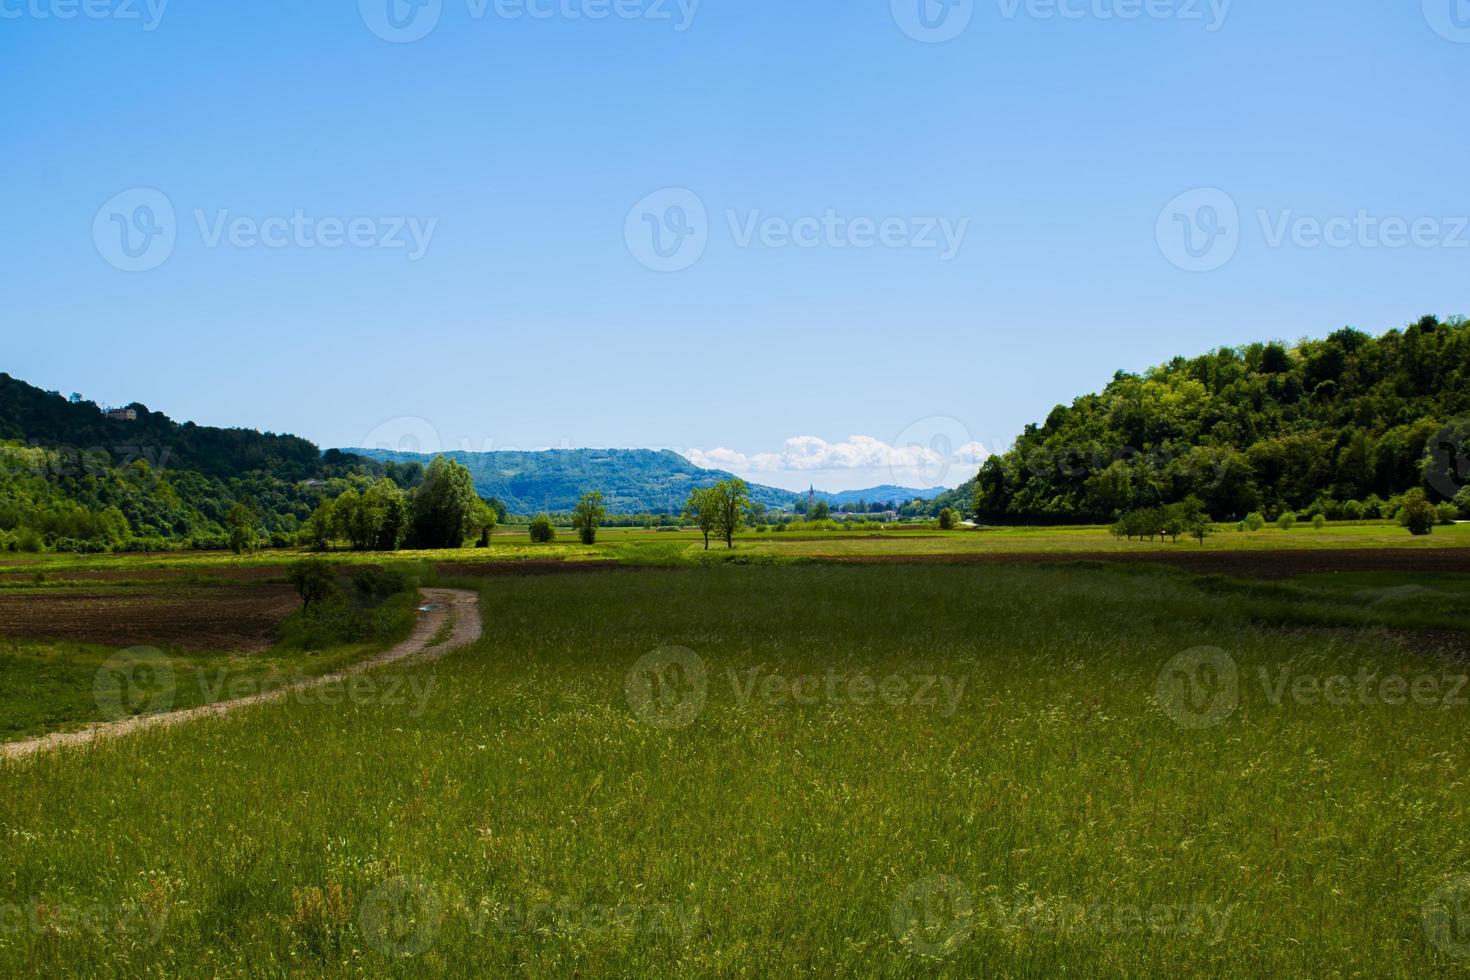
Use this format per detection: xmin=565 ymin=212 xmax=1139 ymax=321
xmin=684 ymin=435 xmax=989 ymax=490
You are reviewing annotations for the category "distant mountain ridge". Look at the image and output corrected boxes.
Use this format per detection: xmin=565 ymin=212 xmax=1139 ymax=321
xmin=346 ymin=447 xmax=944 ymax=515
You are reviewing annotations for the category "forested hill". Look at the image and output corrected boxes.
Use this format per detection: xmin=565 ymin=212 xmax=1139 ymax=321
xmin=973 ymin=316 xmax=1470 ymax=523
xmin=0 ymin=373 xmax=362 ymax=481
xmin=350 ymin=448 xmax=803 ymax=515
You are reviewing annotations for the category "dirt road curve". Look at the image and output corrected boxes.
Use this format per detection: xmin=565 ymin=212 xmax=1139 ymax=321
xmin=0 ymin=588 xmax=482 ymax=763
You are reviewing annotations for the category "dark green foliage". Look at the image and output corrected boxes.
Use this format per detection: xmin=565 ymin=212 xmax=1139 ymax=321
xmin=0 ymin=376 xmax=419 ymax=552
xmin=974 ymin=317 xmax=1470 ymax=523
xmin=938 ymin=507 xmax=959 ymax=530
xmin=352 ymin=567 xmax=411 ymax=603
xmin=1398 ymin=489 xmax=1438 ymax=536
xmin=572 ymin=490 xmax=606 ymax=545
xmin=408 ymin=456 xmax=477 ymax=549
xmin=288 ymin=559 xmax=338 ymax=611
xmin=529 ymin=514 xmax=556 ymax=542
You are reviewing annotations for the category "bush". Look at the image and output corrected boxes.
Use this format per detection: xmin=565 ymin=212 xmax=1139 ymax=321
xmin=1436 ymin=502 xmax=1459 ymax=526
xmin=288 ymin=558 xmax=339 ymax=611
xmin=1455 ymin=487 xmax=1470 ymax=519
xmin=529 ymin=515 xmax=556 ymax=543
xmin=1312 ymin=513 xmax=1326 ymax=530
xmin=1276 ymin=513 xmax=1297 ymax=531
xmin=352 ymin=567 xmax=411 ymax=603
xmin=1398 ymin=489 xmax=1437 ymax=536
xmin=1243 ymin=512 xmax=1265 ymax=532
xmin=1341 ymin=500 xmax=1365 ymax=521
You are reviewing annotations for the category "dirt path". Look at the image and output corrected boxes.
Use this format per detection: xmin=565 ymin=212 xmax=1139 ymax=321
xmin=0 ymin=588 xmax=482 ymax=763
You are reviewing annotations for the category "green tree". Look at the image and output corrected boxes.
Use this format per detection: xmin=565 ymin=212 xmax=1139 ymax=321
xmin=469 ymin=499 xmax=498 ymax=547
xmin=684 ymin=488 xmax=718 ymax=550
xmin=225 ymin=502 xmax=258 ymax=555
xmin=1398 ymin=489 xmax=1437 ymax=536
xmin=410 ymin=456 xmax=478 ymax=549
xmin=938 ymin=507 xmax=959 ymax=530
xmin=529 ymin=514 xmax=556 ymax=543
xmin=710 ymin=479 xmax=751 ymax=549
xmin=810 ymin=499 xmax=831 ymax=521
xmin=1276 ymin=512 xmax=1297 ymax=531
xmin=1243 ymin=511 xmax=1266 ymax=532
xmin=572 ymin=490 xmax=606 ymax=545
xmin=288 ymin=558 xmax=337 ymax=611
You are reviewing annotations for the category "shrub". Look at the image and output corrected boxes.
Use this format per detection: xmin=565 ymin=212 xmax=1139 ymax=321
xmin=1243 ymin=512 xmax=1266 ymax=532
xmin=1341 ymin=500 xmax=1365 ymax=521
xmin=352 ymin=567 xmax=410 ymax=603
xmin=1436 ymin=502 xmax=1460 ymax=526
xmin=1455 ymin=486 xmax=1470 ymax=519
xmin=1312 ymin=513 xmax=1326 ymax=529
xmin=1276 ymin=513 xmax=1297 ymax=531
xmin=288 ymin=558 xmax=339 ymax=611
xmin=1398 ymin=489 xmax=1437 ymax=536
xmin=937 ymin=508 xmax=959 ymax=530
xmin=529 ymin=515 xmax=556 ymax=543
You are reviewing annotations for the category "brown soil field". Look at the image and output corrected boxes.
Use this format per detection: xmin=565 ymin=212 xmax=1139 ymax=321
xmin=825 ymin=548 xmax=1470 ymax=578
xmin=0 ymin=565 xmax=287 ymax=585
xmin=0 ymin=585 xmax=300 ymax=651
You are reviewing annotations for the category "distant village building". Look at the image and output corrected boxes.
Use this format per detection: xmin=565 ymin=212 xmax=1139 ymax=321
xmin=104 ymin=408 xmax=137 ymax=422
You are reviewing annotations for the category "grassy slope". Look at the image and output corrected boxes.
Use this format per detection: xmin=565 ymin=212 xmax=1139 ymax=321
xmin=2 ymin=564 xmax=1468 ymax=975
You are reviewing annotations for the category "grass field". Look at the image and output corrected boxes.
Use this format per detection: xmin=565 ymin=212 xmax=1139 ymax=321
xmin=3 ymin=559 xmax=1470 ymax=975
xmin=2 ymin=520 xmax=1468 ymax=581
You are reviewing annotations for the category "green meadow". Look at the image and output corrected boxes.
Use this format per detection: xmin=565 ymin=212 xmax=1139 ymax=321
xmin=3 ymin=561 xmax=1470 ymax=975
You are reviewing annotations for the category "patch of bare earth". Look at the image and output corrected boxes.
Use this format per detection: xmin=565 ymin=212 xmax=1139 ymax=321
xmin=0 ymin=585 xmax=300 ymax=651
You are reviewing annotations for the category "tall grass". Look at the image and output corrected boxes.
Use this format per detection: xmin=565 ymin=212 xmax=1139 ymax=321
xmin=1 ymin=564 xmax=1468 ymax=975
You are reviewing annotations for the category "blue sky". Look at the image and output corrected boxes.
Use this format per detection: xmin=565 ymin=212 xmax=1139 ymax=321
xmin=3 ymin=1 xmax=1467 ymax=492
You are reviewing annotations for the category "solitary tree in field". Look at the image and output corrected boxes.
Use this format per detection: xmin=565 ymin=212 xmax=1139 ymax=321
xmin=1399 ymin=489 xmax=1437 ymax=536
xmin=684 ymin=487 xmax=719 ymax=550
xmin=572 ymin=490 xmax=606 ymax=545
xmin=938 ymin=507 xmax=959 ymax=530
xmin=469 ymin=499 xmax=498 ymax=547
xmin=529 ymin=514 xmax=556 ymax=543
xmin=288 ymin=558 xmax=337 ymax=611
xmin=225 ymin=502 xmax=258 ymax=555
xmin=410 ymin=456 xmax=478 ymax=549
xmin=711 ymin=478 xmax=750 ymax=549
